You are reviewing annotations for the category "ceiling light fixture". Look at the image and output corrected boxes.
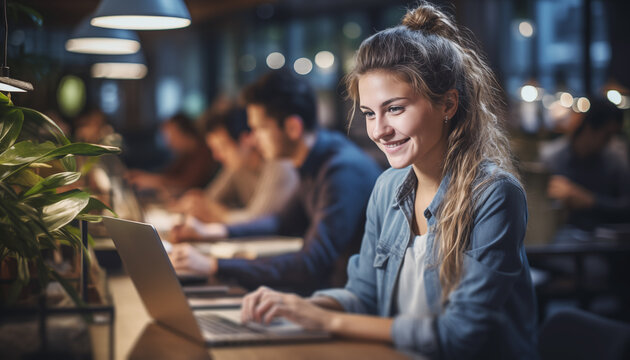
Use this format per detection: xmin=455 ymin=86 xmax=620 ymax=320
xmin=91 ymin=0 xmax=191 ymax=31
xmin=0 ymin=0 xmax=32 ymax=92
xmin=91 ymin=52 xmax=148 ymax=80
xmin=66 ymin=15 xmax=141 ymax=55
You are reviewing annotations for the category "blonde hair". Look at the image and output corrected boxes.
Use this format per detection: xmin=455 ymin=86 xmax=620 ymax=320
xmin=345 ymin=1 xmax=518 ymax=303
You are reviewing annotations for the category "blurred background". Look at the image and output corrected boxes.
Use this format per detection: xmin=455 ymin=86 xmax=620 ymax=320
xmin=5 ymin=0 xmax=629 ymax=322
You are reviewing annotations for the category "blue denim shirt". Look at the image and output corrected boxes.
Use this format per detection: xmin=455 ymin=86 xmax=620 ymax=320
xmin=315 ymin=165 xmax=539 ymax=359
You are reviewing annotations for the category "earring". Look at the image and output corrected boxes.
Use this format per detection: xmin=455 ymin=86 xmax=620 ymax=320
xmin=444 ymin=116 xmax=449 ymax=125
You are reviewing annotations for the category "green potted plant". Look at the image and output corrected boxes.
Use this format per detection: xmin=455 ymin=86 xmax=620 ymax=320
xmin=0 ymin=91 xmax=120 ymax=306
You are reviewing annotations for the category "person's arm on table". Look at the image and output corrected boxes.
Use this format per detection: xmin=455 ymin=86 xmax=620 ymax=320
xmin=218 ymin=164 xmax=371 ymax=291
xmin=241 ymin=286 xmax=393 ymax=342
xmin=239 ymin=176 xmax=388 ymax=338
xmin=169 ymin=243 xmax=218 ymax=276
xmin=168 ymin=216 xmax=228 ymax=243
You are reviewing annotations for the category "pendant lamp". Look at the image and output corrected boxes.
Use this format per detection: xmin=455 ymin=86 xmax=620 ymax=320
xmin=91 ymin=0 xmax=191 ymax=30
xmin=66 ymin=15 xmax=141 ymax=55
xmin=91 ymin=51 xmax=148 ymax=80
xmin=0 ymin=0 xmax=32 ymax=92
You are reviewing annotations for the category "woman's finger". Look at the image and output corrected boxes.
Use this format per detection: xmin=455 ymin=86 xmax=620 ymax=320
xmin=242 ymin=286 xmax=268 ymax=323
xmin=254 ymin=294 xmax=283 ymax=323
xmin=262 ymin=302 xmax=288 ymax=325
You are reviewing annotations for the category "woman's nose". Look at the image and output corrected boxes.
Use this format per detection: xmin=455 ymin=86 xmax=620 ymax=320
xmin=371 ymin=116 xmax=394 ymax=140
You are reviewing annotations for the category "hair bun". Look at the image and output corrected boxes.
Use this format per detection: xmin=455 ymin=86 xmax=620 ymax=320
xmin=402 ymin=2 xmax=458 ymax=39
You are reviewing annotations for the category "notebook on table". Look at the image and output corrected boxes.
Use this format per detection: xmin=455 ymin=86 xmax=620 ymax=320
xmin=102 ymin=216 xmax=330 ymax=346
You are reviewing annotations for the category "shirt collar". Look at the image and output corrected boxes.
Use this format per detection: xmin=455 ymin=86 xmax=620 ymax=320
xmin=393 ymin=167 xmax=451 ymax=220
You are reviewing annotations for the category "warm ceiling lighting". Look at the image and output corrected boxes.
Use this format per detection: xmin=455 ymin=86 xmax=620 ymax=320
xmin=576 ymin=97 xmax=590 ymax=112
xmin=66 ymin=16 xmax=141 ymax=55
xmin=66 ymin=38 xmax=140 ymax=55
xmin=518 ymin=21 xmax=534 ymax=38
xmin=315 ymin=51 xmax=335 ymax=69
xmin=520 ymin=85 xmax=538 ymax=102
xmin=91 ymin=63 xmax=148 ymax=79
xmin=91 ymin=52 xmax=148 ymax=80
xmin=607 ymin=89 xmax=622 ymax=105
xmin=266 ymin=52 xmax=285 ymax=69
xmin=293 ymin=58 xmax=313 ymax=75
xmin=91 ymin=0 xmax=191 ymax=30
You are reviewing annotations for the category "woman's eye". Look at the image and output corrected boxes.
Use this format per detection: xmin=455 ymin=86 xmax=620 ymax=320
xmin=388 ymin=106 xmax=404 ymax=114
xmin=362 ymin=111 xmax=375 ymax=119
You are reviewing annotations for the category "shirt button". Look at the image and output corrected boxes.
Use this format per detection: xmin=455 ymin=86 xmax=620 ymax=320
xmin=424 ymin=209 xmax=431 ymax=219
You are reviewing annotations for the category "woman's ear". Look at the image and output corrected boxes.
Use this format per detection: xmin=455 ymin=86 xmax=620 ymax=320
xmin=444 ymin=89 xmax=459 ymax=119
xmin=284 ymin=115 xmax=304 ymax=141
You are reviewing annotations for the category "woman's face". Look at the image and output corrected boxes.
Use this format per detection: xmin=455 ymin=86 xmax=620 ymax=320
xmin=358 ymin=70 xmax=450 ymax=170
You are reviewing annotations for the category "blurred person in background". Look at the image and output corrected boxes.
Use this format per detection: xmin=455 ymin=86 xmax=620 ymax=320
xmin=168 ymin=69 xmax=382 ymax=294
xmin=171 ymin=102 xmax=299 ymax=224
xmin=68 ymin=108 xmax=122 ymax=205
xmin=125 ymin=113 xmax=218 ymax=199
xmin=74 ymin=108 xmax=113 ymax=144
xmin=542 ymin=98 xmax=629 ymax=242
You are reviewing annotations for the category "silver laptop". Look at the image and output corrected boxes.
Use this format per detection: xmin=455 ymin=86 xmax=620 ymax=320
xmin=102 ymin=216 xmax=330 ymax=346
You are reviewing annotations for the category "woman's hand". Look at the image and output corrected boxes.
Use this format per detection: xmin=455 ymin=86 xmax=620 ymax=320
xmin=168 ymin=243 xmax=217 ymax=276
xmin=241 ymin=286 xmax=333 ymax=331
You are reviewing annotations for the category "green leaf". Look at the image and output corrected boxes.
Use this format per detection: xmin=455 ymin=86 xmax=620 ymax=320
xmin=75 ymin=214 xmax=103 ymax=222
xmin=0 ymin=108 xmax=24 ymax=152
xmin=59 ymin=226 xmax=83 ymax=247
xmin=44 ymin=143 xmax=121 ymax=158
xmin=61 ymin=155 xmax=77 ymax=172
xmin=5 ymin=168 xmax=42 ymax=188
xmin=17 ymin=256 xmax=30 ymax=284
xmin=42 ymin=191 xmax=90 ymax=231
xmin=0 ymin=92 xmax=13 ymax=106
xmin=36 ymin=233 xmax=58 ymax=250
xmin=19 ymin=107 xmax=69 ymax=145
xmin=0 ymin=224 xmax=26 ymax=254
xmin=24 ymin=188 xmax=83 ymax=208
xmin=0 ymin=142 xmax=120 ymax=181
xmin=0 ymin=140 xmax=56 ymax=165
xmin=23 ymin=171 xmax=81 ymax=197
xmin=0 ymin=197 xmax=42 ymax=257
xmin=67 ymin=225 xmax=93 ymax=262
xmin=82 ymin=196 xmax=116 ymax=216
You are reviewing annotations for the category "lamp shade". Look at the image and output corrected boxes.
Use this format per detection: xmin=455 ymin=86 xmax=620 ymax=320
xmin=91 ymin=0 xmax=191 ymax=30
xmin=91 ymin=52 xmax=148 ymax=80
xmin=0 ymin=76 xmax=34 ymax=92
xmin=66 ymin=16 xmax=141 ymax=55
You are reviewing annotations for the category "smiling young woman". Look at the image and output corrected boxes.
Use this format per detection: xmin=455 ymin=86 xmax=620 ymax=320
xmin=240 ymin=2 xmax=539 ymax=359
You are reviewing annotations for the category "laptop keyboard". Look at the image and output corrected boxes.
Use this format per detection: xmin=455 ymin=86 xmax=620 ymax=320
xmin=196 ymin=313 xmax=260 ymax=335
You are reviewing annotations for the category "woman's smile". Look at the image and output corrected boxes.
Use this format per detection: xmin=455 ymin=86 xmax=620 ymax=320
xmin=381 ymin=138 xmax=410 ymax=153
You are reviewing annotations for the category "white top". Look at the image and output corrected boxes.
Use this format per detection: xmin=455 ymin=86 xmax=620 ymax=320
xmin=396 ymin=233 xmax=431 ymax=318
